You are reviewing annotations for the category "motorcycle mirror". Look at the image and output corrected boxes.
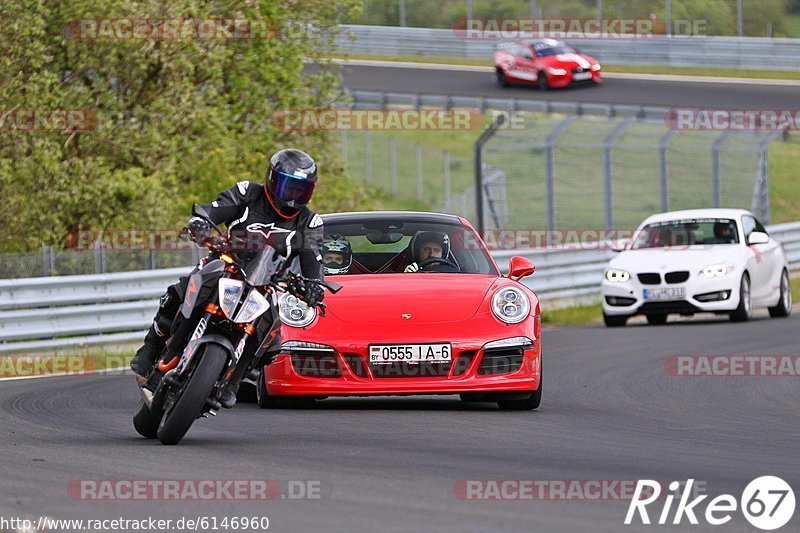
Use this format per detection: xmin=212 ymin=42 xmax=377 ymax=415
xmin=323 ymin=281 xmax=343 ymax=293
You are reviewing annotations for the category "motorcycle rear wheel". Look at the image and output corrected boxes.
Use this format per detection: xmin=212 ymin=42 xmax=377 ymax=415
xmin=156 ymin=344 xmax=227 ymax=445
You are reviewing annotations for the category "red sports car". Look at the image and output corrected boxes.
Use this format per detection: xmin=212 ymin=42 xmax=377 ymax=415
xmin=256 ymin=211 xmax=542 ymax=410
xmin=494 ymin=38 xmax=601 ymax=89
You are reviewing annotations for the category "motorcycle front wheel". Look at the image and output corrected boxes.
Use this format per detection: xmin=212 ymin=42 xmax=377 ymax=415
xmin=156 ymin=344 xmax=227 ymax=445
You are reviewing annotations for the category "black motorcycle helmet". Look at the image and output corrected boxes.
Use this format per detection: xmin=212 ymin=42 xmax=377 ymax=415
xmin=265 ymin=149 xmax=318 ymax=216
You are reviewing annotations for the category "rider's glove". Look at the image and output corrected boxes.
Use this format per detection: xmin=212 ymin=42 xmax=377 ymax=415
xmin=304 ymin=282 xmax=325 ymax=308
xmin=404 ymin=262 xmax=419 ymax=273
xmin=188 ymin=216 xmax=212 ymax=245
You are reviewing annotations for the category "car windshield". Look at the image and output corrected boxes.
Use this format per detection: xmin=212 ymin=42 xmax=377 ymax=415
xmin=322 ymin=217 xmax=498 ymax=275
xmin=632 ymin=218 xmax=740 ymax=249
xmin=530 ymin=40 xmax=576 ymax=57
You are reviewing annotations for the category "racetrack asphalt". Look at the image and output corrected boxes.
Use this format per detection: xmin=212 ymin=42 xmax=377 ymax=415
xmin=2 ymin=311 xmax=798 ymax=532
xmin=315 ymin=62 xmax=800 ymax=109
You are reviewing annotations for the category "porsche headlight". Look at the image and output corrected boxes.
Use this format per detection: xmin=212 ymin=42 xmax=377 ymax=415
xmin=218 ymin=278 xmax=244 ymax=319
xmin=233 ymin=289 xmax=270 ymax=323
xmin=701 ymin=263 xmax=734 ymax=278
xmin=491 ymin=287 xmax=531 ymax=324
xmin=279 ymin=292 xmax=316 ymax=328
xmin=605 ymin=269 xmax=631 ymax=282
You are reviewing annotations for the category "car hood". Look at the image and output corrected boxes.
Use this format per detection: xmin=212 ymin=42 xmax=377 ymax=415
xmin=539 ymin=54 xmax=594 ymax=70
xmin=321 ymin=274 xmax=500 ymax=325
xmin=610 ymin=245 xmax=744 ymax=272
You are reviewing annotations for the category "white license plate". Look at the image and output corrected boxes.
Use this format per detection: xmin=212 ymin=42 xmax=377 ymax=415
xmin=369 ymin=343 xmax=452 ymax=365
xmin=643 ymin=287 xmax=686 ymax=301
xmin=573 ymin=71 xmax=591 ymax=81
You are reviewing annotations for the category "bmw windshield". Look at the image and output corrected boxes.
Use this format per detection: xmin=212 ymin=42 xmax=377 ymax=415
xmin=632 ymin=218 xmax=739 ymax=249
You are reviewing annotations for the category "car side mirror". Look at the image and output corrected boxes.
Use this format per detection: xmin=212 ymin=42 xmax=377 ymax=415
xmin=508 ymin=256 xmax=535 ymax=281
xmin=747 ymin=231 xmax=769 ymax=245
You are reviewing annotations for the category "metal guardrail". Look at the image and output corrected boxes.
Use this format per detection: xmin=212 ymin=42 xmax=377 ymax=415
xmin=1 ymin=222 xmax=798 ymax=353
xmin=338 ymin=25 xmax=800 ymax=71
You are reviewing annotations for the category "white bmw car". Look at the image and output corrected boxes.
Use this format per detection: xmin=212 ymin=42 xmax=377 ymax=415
xmin=602 ymin=209 xmax=792 ymax=326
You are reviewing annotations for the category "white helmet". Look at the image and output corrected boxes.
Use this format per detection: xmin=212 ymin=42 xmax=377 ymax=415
xmin=322 ymin=233 xmax=352 ymax=275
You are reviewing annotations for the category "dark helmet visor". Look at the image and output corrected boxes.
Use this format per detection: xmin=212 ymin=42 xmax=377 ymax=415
xmin=268 ymin=167 xmax=316 ymax=206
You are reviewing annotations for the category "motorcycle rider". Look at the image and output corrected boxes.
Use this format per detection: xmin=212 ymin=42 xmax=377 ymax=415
xmin=130 ymin=149 xmax=325 ymax=408
xmin=321 ymin=233 xmax=353 ymax=275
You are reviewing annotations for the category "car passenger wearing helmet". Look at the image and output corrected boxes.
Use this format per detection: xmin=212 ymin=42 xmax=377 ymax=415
xmin=322 ymin=233 xmax=352 ymax=275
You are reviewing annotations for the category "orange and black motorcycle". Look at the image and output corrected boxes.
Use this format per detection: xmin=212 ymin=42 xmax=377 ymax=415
xmin=133 ymin=205 xmax=340 ymax=445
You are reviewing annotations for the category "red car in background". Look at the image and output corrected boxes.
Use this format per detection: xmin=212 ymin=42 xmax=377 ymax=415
xmin=256 ymin=211 xmax=542 ymax=411
xmin=494 ymin=38 xmax=602 ymax=90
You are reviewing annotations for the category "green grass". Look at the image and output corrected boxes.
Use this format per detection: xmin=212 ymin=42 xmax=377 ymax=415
xmin=786 ymin=14 xmax=800 ymax=38
xmin=335 ymin=53 xmax=800 ymax=80
xmin=769 ymin=138 xmax=800 ymax=223
xmin=541 ymin=303 xmax=602 ymax=327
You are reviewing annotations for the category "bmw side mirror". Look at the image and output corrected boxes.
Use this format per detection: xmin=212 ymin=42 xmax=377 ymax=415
xmin=747 ymin=231 xmax=769 ymax=245
xmin=508 ymin=256 xmax=535 ymax=281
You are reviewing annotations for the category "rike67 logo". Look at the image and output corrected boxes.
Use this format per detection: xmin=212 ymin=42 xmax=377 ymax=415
xmin=626 ymin=477 xmax=795 ymax=530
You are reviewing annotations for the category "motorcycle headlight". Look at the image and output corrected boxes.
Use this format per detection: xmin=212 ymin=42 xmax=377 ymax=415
xmin=279 ymin=292 xmax=316 ymax=328
xmin=491 ymin=287 xmax=531 ymax=324
xmin=218 ymin=278 xmax=244 ymax=319
xmin=233 ymin=289 xmax=271 ymax=323
xmin=548 ymin=67 xmax=568 ymax=76
xmin=701 ymin=263 xmax=734 ymax=278
xmin=605 ymin=269 xmax=631 ymax=282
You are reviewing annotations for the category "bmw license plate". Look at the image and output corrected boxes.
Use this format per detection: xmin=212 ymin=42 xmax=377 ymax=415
xmin=369 ymin=344 xmax=451 ymax=365
xmin=643 ymin=287 xmax=686 ymax=301
xmin=573 ymin=71 xmax=591 ymax=81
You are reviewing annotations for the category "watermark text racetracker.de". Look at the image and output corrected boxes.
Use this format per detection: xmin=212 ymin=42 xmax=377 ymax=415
xmin=665 ymin=109 xmax=800 ymax=131
xmin=664 ymin=355 xmax=800 ymax=377
xmin=0 ymin=109 xmax=97 ymax=132
xmin=454 ymin=479 xmax=662 ymax=501
xmin=68 ymin=479 xmax=326 ymax=500
xmin=66 ymin=18 xmax=279 ymax=40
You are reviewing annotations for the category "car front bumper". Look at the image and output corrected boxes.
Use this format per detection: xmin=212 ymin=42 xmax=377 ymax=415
xmin=264 ymin=315 xmax=541 ymax=397
xmin=601 ymin=271 xmax=742 ymax=317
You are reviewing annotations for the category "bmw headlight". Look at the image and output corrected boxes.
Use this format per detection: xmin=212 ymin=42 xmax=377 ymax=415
xmin=547 ymin=67 xmax=568 ymax=76
xmin=591 ymin=63 xmax=601 ymax=71
xmin=279 ymin=292 xmax=316 ymax=328
xmin=701 ymin=263 xmax=734 ymax=278
xmin=491 ymin=287 xmax=531 ymax=324
xmin=605 ymin=269 xmax=631 ymax=282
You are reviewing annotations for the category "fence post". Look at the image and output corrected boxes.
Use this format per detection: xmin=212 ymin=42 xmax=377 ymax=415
xmin=415 ymin=143 xmax=423 ymax=201
xmin=443 ymin=150 xmax=451 ymax=210
xmin=94 ymin=239 xmax=105 ymax=274
xmin=42 ymin=244 xmax=54 ymax=276
xmin=659 ymin=130 xmax=677 ymax=212
xmin=365 ymin=130 xmax=372 ymax=183
xmin=603 ymin=119 xmax=633 ymax=230
xmin=390 ymin=137 xmax=398 ymax=194
xmin=711 ymin=131 xmax=733 ymax=208
xmin=474 ymin=114 xmax=507 ymax=237
xmin=544 ymin=115 xmax=577 ymax=233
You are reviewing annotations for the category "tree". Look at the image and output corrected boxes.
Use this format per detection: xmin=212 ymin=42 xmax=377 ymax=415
xmin=0 ymin=0 xmax=371 ymax=252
